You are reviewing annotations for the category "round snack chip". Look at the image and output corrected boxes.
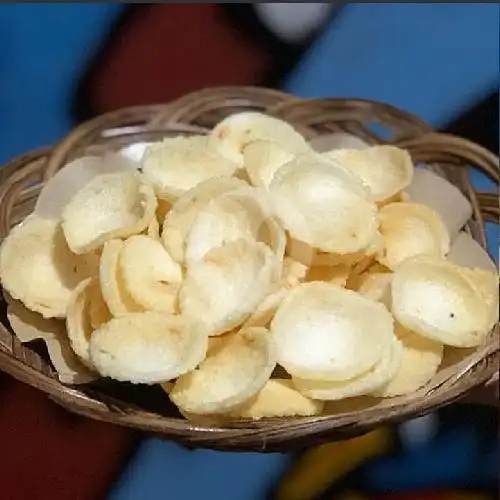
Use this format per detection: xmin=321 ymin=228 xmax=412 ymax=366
xmin=61 ymin=172 xmax=157 ymax=254
xmin=243 ymin=288 xmax=289 ymax=328
xmin=120 ymin=235 xmax=182 ymax=313
xmin=184 ymin=186 xmax=285 ymax=266
xmin=87 ymin=280 xmax=111 ymax=330
xmin=208 ymin=112 xmax=308 ymax=166
xmin=293 ymin=336 xmax=403 ymax=401
xmin=391 ymin=256 xmax=498 ymax=347
xmin=99 ymin=239 xmax=143 ymax=316
xmin=269 ymin=155 xmax=378 ymax=255
xmin=227 ymin=379 xmax=324 ymax=419
xmin=324 ymin=146 xmax=414 ymax=203
xmin=180 ymin=239 xmax=279 ymax=336
xmin=162 ymin=177 xmax=248 ymax=263
xmin=0 ymin=216 xmax=93 ymax=318
xmin=169 ymin=327 xmax=276 ymax=414
xmin=306 ymin=230 xmax=384 ymax=270
xmin=350 ymin=264 xmax=393 ymax=307
xmin=457 ymin=266 xmax=499 ymax=330
xmin=89 ymin=312 xmax=208 ymax=384
xmin=373 ymin=324 xmax=443 ymax=397
xmin=142 ymin=135 xmax=238 ymax=201
xmin=271 ymin=282 xmax=395 ymax=381
xmin=377 ymin=202 xmax=450 ymax=270
xmin=243 ymin=140 xmax=295 ymax=189
xmin=35 ymin=153 xmax=139 ymax=219
xmin=66 ymin=278 xmax=98 ymax=368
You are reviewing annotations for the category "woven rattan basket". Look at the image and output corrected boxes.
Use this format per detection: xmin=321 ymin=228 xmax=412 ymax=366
xmin=0 ymin=87 xmax=498 ymax=452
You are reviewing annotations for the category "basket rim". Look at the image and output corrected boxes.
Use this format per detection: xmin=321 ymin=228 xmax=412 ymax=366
xmin=0 ymin=88 xmax=498 ymax=452
xmin=0 ymin=335 xmax=497 ymax=452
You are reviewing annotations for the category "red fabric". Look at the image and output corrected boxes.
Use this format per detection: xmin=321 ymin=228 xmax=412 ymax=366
xmin=89 ymin=4 xmax=271 ymax=112
xmin=0 ymin=373 xmax=137 ymax=500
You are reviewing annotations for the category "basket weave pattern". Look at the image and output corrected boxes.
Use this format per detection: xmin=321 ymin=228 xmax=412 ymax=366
xmin=0 ymin=87 xmax=498 ymax=452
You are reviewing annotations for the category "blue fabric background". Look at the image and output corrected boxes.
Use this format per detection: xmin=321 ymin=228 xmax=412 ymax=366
xmin=0 ymin=3 xmax=121 ymax=164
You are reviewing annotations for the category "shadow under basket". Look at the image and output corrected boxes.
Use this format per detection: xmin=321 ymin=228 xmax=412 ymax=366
xmin=0 ymin=87 xmax=498 ymax=452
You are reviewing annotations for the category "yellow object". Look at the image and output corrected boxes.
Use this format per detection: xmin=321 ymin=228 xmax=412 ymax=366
xmin=275 ymin=428 xmax=391 ymax=500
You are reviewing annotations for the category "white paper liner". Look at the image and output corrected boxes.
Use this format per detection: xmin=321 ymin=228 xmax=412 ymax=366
xmin=448 ymin=231 xmax=498 ymax=271
xmin=6 ymin=296 xmax=97 ymax=384
xmin=35 ymin=153 xmax=139 ymax=220
xmin=119 ymin=142 xmax=153 ymax=163
xmin=405 ymin=168 xmax=472 ymax=240
xmin=309 ymin=132 xmax=370 ymax=153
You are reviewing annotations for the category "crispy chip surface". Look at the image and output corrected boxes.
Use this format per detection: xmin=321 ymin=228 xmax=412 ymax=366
xmin=457 ymin=266 xmax=499 ymax=331
xmin=271 ymin=282 xmax=395 ymax=381
xmin=227 ymin=379 xmax=324 ymax=419
xmin=391 ymin=256 xmax=498 ymax=347
xmin=0 ymin=216 xmax=93 ymax=318
xmin=349 ymin=264 xmax=393 ymax=307
xmin=281 ymin=257 xmax=309 ymax=287
xmin=293 ymin=337 xmax=403 ymax=400
xmin=304 ymin=231 xmax=383 ymax=269
xmin=120 ymin=235 xmax=182 ymax=313
xmin=243 ymin=140 xmax=295 ymax=189
xmin=243 ymin=288 xmax=290 ymax=328
xmin=162 ymin=177 xmax=248 ymax=263
xmin=209 ymin=112 xmax=308 ymax=165
xmin=169 ymin=327 xmax=276 ymax=414
xmin=90 ymin=312 xmax=207 ymax=384
xmin=146 ymin=217 xmax=161 ymax=240
xmin=61 ymin=172 xmax=157 ymax=254
xmin=180 ymin=239 xmax=279 ymax=336
xmin=373 ymin=324 xmax=443 ymax=397
xmin=87 ymin=280 xmax=111 ymax=330
xmin=324 ymin=146 xmax=414 ymax=203
xmin=184 ymin=186 xmax=285 ymax=266
xmin=142 ymin=135 xmax=238 ymax=201
xmin=35 ymin=154 xmax=139 ymax=219
xmin=99 ymin=239 xmax=143 ymax=316
xmin=269 ymin=155 xmax=378 ymax=255
xmin=377 ymin=202 xmax=450 ymax=270
xmin=66 ymin=278 xmax=98 ymax=368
